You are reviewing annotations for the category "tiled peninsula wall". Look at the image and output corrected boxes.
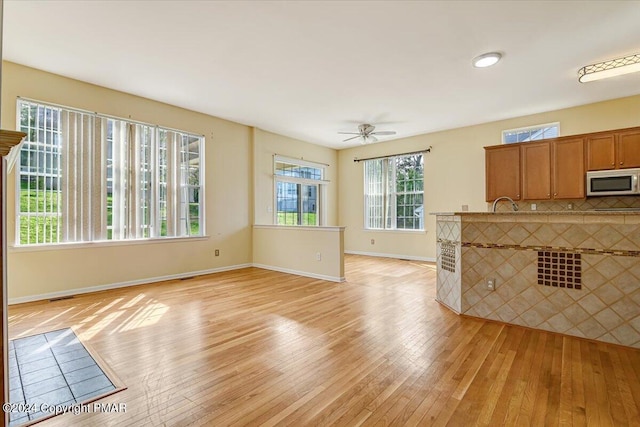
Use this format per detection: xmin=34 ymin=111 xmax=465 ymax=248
xmin=436 ymin=215 xmax=462 ymax=312
xmin=435 ymin=212 xmax=640 ymax=349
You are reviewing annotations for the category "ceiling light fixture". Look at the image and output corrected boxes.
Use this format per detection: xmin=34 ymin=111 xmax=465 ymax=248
xmin=578 ymin=53 xmax=640 ymax=83
xmin=472 ymin=52 xmax=502 ymax=68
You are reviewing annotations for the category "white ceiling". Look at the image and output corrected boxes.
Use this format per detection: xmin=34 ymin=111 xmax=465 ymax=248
xmin=4 ymin=1 xmax=640 ymax=149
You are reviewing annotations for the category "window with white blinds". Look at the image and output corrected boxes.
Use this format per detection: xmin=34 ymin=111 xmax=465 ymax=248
xmin=364 ymin=153 xmax=424 ymax=230
xmin=17 ymin=99 xmax=204 ymax=245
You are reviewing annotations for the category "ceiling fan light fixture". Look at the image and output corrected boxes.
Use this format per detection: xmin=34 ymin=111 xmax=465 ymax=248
xmin=363 ymin=135 xmax=378 ymax=144
xmin=578 ymin=53 xmax=640 ymax=83
xmin=472 ymin=52 xmax=502 ymax=68
xmin=339 ymin=123 xmax=396 ymax=144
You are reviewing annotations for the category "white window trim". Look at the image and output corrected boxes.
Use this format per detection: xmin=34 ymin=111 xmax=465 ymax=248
xmin=274 ymin=155 xmax=328 ymax=172
xmin=502 ymin=122 xmax=560 ymax=144
xmin=273 ymin=155 xmax=328 ymax=226
xmin=363 ymin=228 xmax=426 ymax=234
xmin=9 ymin=235 xmax=210 ymax=253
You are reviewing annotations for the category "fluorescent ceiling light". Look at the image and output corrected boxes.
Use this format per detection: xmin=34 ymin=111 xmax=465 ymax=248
xmin=472 ymin=52 xmax=502 ymax=68
xmin=578 ymin=53 xmax=640 ymax=83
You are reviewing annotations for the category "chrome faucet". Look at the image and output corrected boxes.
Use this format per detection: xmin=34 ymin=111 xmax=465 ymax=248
xmin=492 ymin=196 xmax=519 ymax=213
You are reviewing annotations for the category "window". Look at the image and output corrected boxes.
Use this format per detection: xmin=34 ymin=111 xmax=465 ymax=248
xmin=17 ymin=99 xmax=204 ymax=245
xmin=503 ymin=122 xmax=559 ymax=144
xmin=274 ymin=156 xmax=325 ymax=226
xmin=364 ymin=153 xmax=424 ymax=230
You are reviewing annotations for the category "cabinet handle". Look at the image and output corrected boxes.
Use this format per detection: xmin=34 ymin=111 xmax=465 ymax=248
xmin=611 ymin=162 xmax=615 ymax=166
xmin=620 ymin=162 xmax=624 ymax=165
xmin=554 ymin=193 xmax=557 ymax=196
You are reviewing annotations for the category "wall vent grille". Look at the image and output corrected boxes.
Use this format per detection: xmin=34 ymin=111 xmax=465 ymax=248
xmin=537 ymin=251 xmax=581 ymax=289
xmin=441 ymin=242 xmax=456 ymax=273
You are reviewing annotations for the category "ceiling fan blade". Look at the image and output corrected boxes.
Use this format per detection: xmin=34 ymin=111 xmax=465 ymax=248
xmin=371 ymin=131 xmax=396 ymax=136
xmin=338 ymin=132 xmax=361 ymax=135
xmin=343 ymin=135 xmax=362 ymax=142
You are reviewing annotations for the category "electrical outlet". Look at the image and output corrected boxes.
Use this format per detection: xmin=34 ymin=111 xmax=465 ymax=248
xmin=215 ymin=249 xmax=220 ymax=256
xmin=370 ymin=239 xmax=375 ymax=245
xmin=486 ymin=278 xmax=495 ymax=290
xmin=530 ymin=203 xmax=537 ymax=211
xmin=567 ymin=203 xmax=573 ymax=210
xmin=461 ymin=204 xmax=469 ymax=212
xmin=316 ymin=252 xmax=321 ymax=261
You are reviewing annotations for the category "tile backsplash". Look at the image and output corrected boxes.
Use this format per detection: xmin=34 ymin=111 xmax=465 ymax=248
xmin=491 ymin=196 xmax=640 ymax=212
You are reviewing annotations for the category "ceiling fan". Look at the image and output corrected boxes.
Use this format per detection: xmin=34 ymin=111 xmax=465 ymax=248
xmin=339 ymin=123 xmax=397 ymax=144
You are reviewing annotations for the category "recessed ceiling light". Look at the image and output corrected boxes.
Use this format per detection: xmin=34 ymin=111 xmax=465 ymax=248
xmin=578 ymin=53 xmax=640 ymax=83
xmin=472 ymin=52 xmax=502 ymax=68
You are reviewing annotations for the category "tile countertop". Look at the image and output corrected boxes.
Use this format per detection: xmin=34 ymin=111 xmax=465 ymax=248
xmin=431 ymin=210 xmax=640 ymax=216
xmin=431 ymin=211 xmax=640 ymax=224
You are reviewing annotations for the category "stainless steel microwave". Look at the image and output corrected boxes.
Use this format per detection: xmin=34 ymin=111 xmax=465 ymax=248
xmin=586 ymin=168 xmax=640 ymax=196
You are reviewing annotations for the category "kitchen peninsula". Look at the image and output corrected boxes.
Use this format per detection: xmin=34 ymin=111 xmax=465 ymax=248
xmin=435 ymin=211 xmax=640 ymax=349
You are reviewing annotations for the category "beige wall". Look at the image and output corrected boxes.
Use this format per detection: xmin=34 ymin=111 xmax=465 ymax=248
xmin=253 ymin=128 xmax=338 ymax=225
xmin=338 ymin=95 xmax=640 ymax=261
xmin=253 ymin=225 xmax=344 ymax=281
xmin=3 ymin=62 xmax=253 ymax=301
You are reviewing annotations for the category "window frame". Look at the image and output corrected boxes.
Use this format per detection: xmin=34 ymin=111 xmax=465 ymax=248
xmin=363 ymin=153 xmax=425 ymax=232
xmin=273 ymin=155 xmax=327 ymax=226
xmin=502 ymin=122 xmax=560 ymax=144
xmin=15 ymin=98 xmax=205 ymax=247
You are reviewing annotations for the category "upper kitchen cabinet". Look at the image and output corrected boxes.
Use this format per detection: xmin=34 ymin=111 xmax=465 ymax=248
xmin=521 ymin=141 xmax=551 ymax=200
xmin=617 ymin=129 xmax=640 ymax=169
xmin=485 ymin=137 xmax=586 ymax=202
xmin=586 ymin=134 xmax=615 ymax=170
xmin=485 ymin=145 xmax=520 ymax=202
xmin=486 ymin=126 xmax=638 ymax=202
xmin=587 ymin=128 xmax=640 ymax=170
xmin=520 ymin=138 xmax=584 ymax=201
xmin=553 ymin=138 xmax=585 ymax=199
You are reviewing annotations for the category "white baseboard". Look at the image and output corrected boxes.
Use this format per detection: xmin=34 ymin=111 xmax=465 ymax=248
xmin=252 ymin=263 xmax=345 ymax=283
xmin=345 ymin=250 xmax=435 ymax=263
xmin=8 ymin=263 xmax=252 ymax=305
xmin=10 ymin=256 xmax=427 ymax=304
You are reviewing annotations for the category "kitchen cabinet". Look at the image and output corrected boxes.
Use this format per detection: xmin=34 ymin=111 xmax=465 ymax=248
xmin=587 ymin=129 xmax=640 ymax=170
xmin=486 ymin=125 xmax=639 ymax=201
xmin=586 ymin=134 xmax=615 ymax=171
xmin=617 ymin=129 xmax=640 ymax=168
xmin=485 ymin=145 xmax=520 ymax=202
xmin=521 ymin=141 xmax=551 ymax=200
xmin=553 ymin=138 xmax=585 ymax=199
xmin=486 ymin=137 xmax=585 ymax=202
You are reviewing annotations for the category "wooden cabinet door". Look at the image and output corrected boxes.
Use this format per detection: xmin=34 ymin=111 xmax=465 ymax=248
xmin=485 ymin=145 xmax=520 ymax=202
xmin=616 ymin=129 xmax=640 ymax=168
xmin=553 ymin=138 xmax=585 ymax=199
xmin=521 ymin=141 xmax=551 ymax=200
xmin=586 ymin=134 xmax=615 ymax=170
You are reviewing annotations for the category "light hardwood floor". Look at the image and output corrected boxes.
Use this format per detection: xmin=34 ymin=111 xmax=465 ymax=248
xmin=8 ymin=255 xmax=640 ymax=426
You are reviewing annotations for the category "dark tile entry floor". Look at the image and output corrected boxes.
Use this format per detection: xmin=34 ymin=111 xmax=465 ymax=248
xmin=9 ymin=328 xmax=116 ymax=426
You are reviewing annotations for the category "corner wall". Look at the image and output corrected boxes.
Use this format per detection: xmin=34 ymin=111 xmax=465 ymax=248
xmin=2 ymin=62 xmax=253 ymax=300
